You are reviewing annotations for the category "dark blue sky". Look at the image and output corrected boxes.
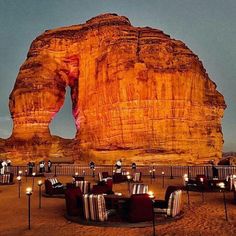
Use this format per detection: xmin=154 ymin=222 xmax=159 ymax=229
xmin=0 ymin=0 xmax=235 ymax=151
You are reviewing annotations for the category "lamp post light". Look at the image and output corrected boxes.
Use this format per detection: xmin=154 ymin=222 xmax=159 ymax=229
xmin=18 ymin=170 xmax=23 ymax=176
xmin=32 ymin=172 xmax=36 ymax=189
xmin=82 ymin=170 xmax=85 ymax=177
xmin=127 ymin=175 xmax=131 ymax=194
xmin=16 ymin=176 xmax=22 ymax=198
xmin=75 ymin=172 xmax=79 ymax=177
xmin=149 ymin=170 xmax=152 ymax=181
xmin=152 ymin=168 xmax=156 ymax=179
xmin=162 ymin=172 xmax=165 ymax=188
xmin=26 ymin=187 xmax=32 ymax=230
xmin=148 ymin=191 xmax=156 ymax=236
xmin=200 ymin=177 xmax=204 ymax=203
xmin=38 ymin=180 xmax=43 ymax=209
xmin=25 ymin=169 xmax=28 ymax=182
xmin=218 ymin=182 xmax=228 ymax=221
xmin=183 ymin=174 xmax=190 ymax=206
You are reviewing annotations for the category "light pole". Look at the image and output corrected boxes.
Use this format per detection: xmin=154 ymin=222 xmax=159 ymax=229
xmin=183 ymin=174 xmax=190 ymax=206
xmin=200 ymin=177 xmax=204 ymax=203
xmin=38 ymin=180 xmax=43 ymax=209
xmin=162 ymin=172 xmax=165 ymax=188
xmin=148 ymin=191 xmax=155 ymax=236
xmin=218 ymin=182 xmax=228 ymax=221
xmin=127 ymin=175 xmax=131 ymax=194
xmin=16 ymin=176 xmax=22 ymax=198
xmin=92 ymin=168 xmax=95 ymax=178
xmin=32 ymin=172 xmax=36 ymax=189
xmin=152 ymin=168 xmax=156 ymax=179
xmin=25 ymin=169 xmax=28 ymax=182
xmin=149 ymin=170 xmax=152 ymax=181
xmin=26 ymin=187 xmax=32 ymax=230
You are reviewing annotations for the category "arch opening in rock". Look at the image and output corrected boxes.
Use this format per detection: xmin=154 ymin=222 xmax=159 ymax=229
xmin=49 ymin=86 xmax=77 ymax=139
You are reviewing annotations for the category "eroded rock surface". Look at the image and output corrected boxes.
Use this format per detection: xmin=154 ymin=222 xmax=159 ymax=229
xmin=0 ymin=13 xmax=226 ymax=164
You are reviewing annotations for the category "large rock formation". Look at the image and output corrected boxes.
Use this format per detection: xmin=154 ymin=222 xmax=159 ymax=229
xmin=0 ymin=13 xmax=226 ymax=164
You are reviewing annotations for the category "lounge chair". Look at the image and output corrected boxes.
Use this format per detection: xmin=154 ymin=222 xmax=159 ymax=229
xmin=44 ymin=178 xmax=64 ymax=195
xmin=153 ymin=186 xmax=183 ymax=217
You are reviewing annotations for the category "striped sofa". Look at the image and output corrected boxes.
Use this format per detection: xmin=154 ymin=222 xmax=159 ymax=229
xmin=154 ymin=186 xmax=183 ymax=217
xmin=75 ymin=181 xmax=90 ymax=194
xmin=131 ymin=183 xmax=148 ymax=194
xmin=45 ymin=178 xmax=64 ymax=195
xmin=0 ymin=173 xmax=14 ymax=185
xmin=83 ymin=194 xmax=108 ymax=221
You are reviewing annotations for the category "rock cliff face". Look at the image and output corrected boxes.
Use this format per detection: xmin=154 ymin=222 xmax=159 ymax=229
xmin=0 ymin=13 xmax=226 ymax=164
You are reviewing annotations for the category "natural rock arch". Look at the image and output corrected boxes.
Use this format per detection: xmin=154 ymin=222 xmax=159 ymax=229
xmin=1 ymin=13 xmax=226 ymax=164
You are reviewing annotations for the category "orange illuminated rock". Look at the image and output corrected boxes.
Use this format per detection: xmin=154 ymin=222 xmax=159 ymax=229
xmin=0 ymin=13 xmax=226 ymax=164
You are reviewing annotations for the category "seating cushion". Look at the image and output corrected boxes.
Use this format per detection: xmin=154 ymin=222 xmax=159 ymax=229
xmin=75 ymin=181 xmax=90 ymax=194
xmin=83 ymin=194 xmax=108 ymax=221
xmin=131 ymin=184 xmax=148 ymax=194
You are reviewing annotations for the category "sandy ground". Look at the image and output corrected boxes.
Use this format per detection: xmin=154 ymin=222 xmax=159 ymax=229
xmin=0 ymin=175 xmax=235 ymax=236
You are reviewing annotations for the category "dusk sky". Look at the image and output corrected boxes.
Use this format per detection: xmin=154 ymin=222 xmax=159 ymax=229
xmin=0 ymin=0 xmax=235 ymax=151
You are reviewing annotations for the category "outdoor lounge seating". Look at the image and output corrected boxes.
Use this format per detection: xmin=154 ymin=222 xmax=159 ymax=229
xmin=83 ymin=194 xmax=110 ymax=221
xmin=0 ymin=173 xmax=14 ymax=185
xmin=45 ymin=178 xmax=64 ymax=195
xmin=127 ymin=194 xmax=153 ymax=223
xmin=65 ymin=187 xmax=83 ymax=216
xmin=153 ymin=186 xmax=183 ymax=217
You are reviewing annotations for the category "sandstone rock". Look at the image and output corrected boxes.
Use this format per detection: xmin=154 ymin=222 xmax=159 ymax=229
xmin=0 ymin=13 xmax=226 ymax=165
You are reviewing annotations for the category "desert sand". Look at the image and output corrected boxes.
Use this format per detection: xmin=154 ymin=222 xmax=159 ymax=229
xmin=0 ymin=175 xmax=235 ymax=236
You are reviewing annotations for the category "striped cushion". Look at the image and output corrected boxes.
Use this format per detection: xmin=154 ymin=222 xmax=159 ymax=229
xmin=227 ymin=175 xmax=236 ymax=191
xmin=75 ymin=181 xmax=90 ymax=194
xmin=98 ymin=173 xmax=103 ymax=182
xmin=154 ymin=190 xmax=182 ymax=217
xmin=166 ymin=190 xmax=182 ymax=217
xmin=48 ymin=178 xmax=59 ymax=185
xmin=133 ymin=172 xmax=141 ymax=182
xmin=131 ymin=184 xmax=148 ymax=194
xmin=83 ymin=194 xmax=108 ymax=221
xmin=0 ymin=174 xmax=11 ymax=184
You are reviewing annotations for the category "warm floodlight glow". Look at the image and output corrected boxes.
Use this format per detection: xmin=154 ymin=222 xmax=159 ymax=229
xmin=38 ymin=180 xmax=43 ymax=186
xmin=32 ymin=172 xmax=36 ymax=176
xmin=75 ymin=172 xmax=78 ymax=176
xmin=217 ymin=182 xmax=225 ymax=189
xmin=148 ymin=191 xmax=154 ymax=199
xmin=16 ymin=176 xmax=22 ymax=181
xmin=26 ymin=187 xmax=32 ymax=195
